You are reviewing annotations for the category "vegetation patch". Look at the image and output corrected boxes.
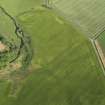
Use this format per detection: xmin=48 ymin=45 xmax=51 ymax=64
xmin=0 ymin=7 xmax=32 ymax=96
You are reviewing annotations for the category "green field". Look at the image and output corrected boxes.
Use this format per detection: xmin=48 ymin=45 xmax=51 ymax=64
xmin=0 ymin=0 xmax=104 ymax=105
xmin=0 ymin=0 xmax=43 ymax=15
xmin=51 ymin=0 xmax=105 ymax=38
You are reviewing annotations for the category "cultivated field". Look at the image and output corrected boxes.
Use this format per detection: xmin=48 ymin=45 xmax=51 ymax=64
xmin=51 ymin=0 xmax=105 ymax=38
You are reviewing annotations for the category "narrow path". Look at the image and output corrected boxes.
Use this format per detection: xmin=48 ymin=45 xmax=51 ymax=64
xmin=95 ymin=41 xmax=105 ymax=67
xmin=87 ymin=18 xmax=105 ymax=74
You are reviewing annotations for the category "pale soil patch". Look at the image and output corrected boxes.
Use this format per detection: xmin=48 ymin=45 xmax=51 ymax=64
xmin=33 ymin=63 xmax=42 ymax=69
xmin=28 ymin=63 xmax=42 ymax=73
xmin=0 ymin=41 xmax=7 ymax=52
xmin=10 ymin=62 xmax=22 ymax=70
xmin=0 ymin=62 xmax=22 ymax=78
xmin=95 ymin=40 xmax=105 ymax=68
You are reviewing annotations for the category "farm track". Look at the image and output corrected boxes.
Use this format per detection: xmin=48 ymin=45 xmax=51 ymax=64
xmin=91 ymin=39 xmax=105 ymax=75
xmin=90 ymin=29 xmax=105 ymax=75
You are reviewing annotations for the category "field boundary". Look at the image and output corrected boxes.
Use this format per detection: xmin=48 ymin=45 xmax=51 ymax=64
xmin=90 ymin=30 xmax=105 ymax=74
xmin=91 ymin=39 xmax=105 ymax=74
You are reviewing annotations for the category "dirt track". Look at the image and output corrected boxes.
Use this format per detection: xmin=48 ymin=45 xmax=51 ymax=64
xmin=95 ymin=40 xmax=105 ymax=68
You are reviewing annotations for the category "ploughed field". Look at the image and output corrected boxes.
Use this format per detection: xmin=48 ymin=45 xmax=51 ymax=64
xmin=51 ymin=0 xmax=105 ymax=37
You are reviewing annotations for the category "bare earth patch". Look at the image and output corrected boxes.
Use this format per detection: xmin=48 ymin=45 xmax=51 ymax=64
xmin=0 ymin=41 xmax=7 ymax=52
xmin=10 ymin=62 xmax=22 ymax=70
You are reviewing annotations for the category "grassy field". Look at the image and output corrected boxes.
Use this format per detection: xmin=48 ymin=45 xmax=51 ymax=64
xmin=0 ymin=8 xmax=104 ymax=105
xmin=51 ymin=0 xmax=105 ymax=38
xmin=0 ymin=0 xmax=43 ymax=15
xmin=0 ymin=0 xmax=104 ymax=105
